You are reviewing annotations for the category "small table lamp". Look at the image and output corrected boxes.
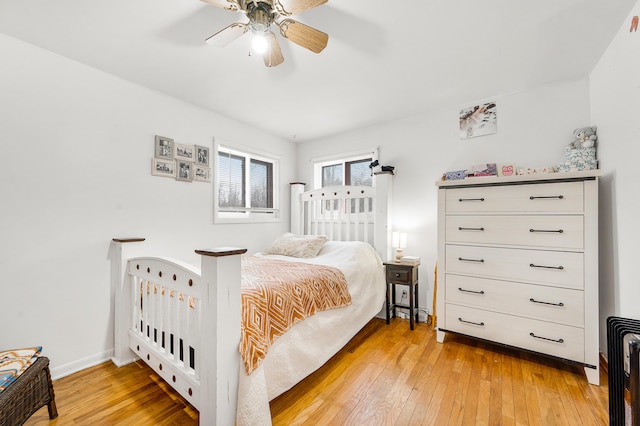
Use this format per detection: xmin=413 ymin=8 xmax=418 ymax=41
xmin=392 ymin=232 xmax=407 ymax=262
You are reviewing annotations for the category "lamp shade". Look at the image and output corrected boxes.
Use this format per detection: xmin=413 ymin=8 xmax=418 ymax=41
xmin=392 ymin=232 xmax=407 ymax=249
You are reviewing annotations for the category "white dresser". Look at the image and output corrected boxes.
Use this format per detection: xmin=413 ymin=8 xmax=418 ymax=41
xmin=435 ymin=170 xmax=600 ymax=385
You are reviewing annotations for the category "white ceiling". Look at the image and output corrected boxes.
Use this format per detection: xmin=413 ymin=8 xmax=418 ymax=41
xmin=0 ymin=0 xmax=636 ymax=142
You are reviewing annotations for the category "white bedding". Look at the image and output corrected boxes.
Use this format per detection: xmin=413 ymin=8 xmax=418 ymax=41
xmin=236 ymin=240 xmax=386 ymax=425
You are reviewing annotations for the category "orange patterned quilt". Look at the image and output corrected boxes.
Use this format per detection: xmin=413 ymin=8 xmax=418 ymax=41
xmin=240 ymin=256 xmax=351 ymax=375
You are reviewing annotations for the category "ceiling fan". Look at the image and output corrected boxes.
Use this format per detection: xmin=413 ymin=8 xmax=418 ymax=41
xmin=201 ymin=0 xmax=329 ymax=67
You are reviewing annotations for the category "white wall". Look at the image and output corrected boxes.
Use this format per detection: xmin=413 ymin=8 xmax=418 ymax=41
xmin=298 ymin=80 xmax=592 ymax=316
xmin=591 ymin=4 xmax=640 ymax=352
xmin=0 ymin=35 xmax=296 ymax=378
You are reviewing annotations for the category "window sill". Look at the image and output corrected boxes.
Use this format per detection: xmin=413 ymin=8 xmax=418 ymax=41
xmin=214 ymin=216 xmax=283 ymax=224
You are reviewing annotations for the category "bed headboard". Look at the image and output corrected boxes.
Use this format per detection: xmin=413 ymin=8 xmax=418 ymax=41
xmin=290 ymin=173 xmax=392 ymax=260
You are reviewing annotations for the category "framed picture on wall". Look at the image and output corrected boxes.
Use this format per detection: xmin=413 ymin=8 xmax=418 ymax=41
xmin=152 ymin=158 xmax=176 ymax=178
xmin=176 ymin=161 xmax=193 ymax=182
xmin=194 ymin=166 xmax=211 ymax=182
xmin=154 ymin=135 xmax=174 ymax=159
xmin=195 ymin=145 xmax=210 ymax=166
xmin=459 ymin=101 xmax=497 ymax=139
xmin=175 ymin=143 xmax=195 ymax=162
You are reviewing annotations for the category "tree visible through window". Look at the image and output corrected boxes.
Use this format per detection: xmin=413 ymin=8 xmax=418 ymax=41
xmin=345 ymin=159 xmax=372 ymax=186
xmin=218 ymin=152 xmax=245 ymax=209
xmin=216 ymin=145 xmax=278 ymax=221
xmin=321 ymin=158 xmax=372 ymax=187
xmin=316 ymin=154 xmax=374 ymax=213
xmin=250 ymin=159 xmax=273 ymax=208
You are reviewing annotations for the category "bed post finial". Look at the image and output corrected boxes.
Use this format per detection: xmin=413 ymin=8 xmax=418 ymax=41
xmin=290 ymin=182 xmax=306 ymax=234
xmin=109 ymin=238 xmax=146 ymax=367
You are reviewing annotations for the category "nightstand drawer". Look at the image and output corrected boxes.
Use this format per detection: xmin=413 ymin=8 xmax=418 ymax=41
xmin=386 ymin=265 xmax=415 ymax=284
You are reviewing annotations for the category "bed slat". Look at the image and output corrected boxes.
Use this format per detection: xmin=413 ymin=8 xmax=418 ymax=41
xmin=297 ymin=185 xmax=377 ymax=245
xmin=111 ymin=241 xmax=246 ymax=426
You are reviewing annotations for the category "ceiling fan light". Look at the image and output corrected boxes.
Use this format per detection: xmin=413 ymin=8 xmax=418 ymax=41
xmin=252 ymin=33 xmax=268 ymax=54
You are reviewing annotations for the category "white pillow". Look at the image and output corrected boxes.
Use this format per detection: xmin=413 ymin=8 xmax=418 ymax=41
xmin=263 ymin=233 xmax=328 ymax=258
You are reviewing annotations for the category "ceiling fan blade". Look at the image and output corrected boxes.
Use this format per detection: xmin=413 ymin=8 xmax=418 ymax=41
xmin=205 ymin=22 xmax=248 ymax=47
xmin=263 ymin=32 xmax=284 ymax=67
xmin=278 ymin=19 xmax=328 ymax=53
xmin=273 ymin=0 xmax=328 ymax=16
xmin=200 ymin=0 xmax=240 ymax=12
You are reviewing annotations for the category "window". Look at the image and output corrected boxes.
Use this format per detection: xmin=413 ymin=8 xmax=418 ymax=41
xmin=215 ymin=143 xmax=279 ymax=223
xmin=321 ymin=158 xmax=372 ymax=187
xmin=315 ymin=150 xmax=377 ymax=189
xmin=250 ymin=159 xmax=273 ymax=208
xmin=313 ymin=148 xmax=378 ymax=213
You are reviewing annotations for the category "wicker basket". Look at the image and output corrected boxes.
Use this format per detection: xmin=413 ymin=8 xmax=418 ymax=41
xmin=0 ymin=357 xmax=58 ymax=426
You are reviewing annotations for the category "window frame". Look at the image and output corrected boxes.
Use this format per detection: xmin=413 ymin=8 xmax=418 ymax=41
xmin=313 ymin=147 xmax=379 ymax=190
xmin=312 ymin=148 xmax=379 ymax=216
xmin=214 ymin=140 xmax=281 ymax=224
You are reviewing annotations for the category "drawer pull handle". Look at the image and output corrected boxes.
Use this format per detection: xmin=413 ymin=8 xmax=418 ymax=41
xmin=458 ymin=227 xmax=485 ymax=231
xmin=459 ymin=287 xmax=485 ymax=295
xmin=529 ymin=332 xmax=564 ymax=344
xmin=458 ymin=317 xmax=484 ymax=326
xmin=530 ymin=228 xmax=564 ymax=233
xmin=459 ymin=257 xmax=484 ymax=263
xmin=530 ymin=263 xmax=564 ymax=270
xmin=395 ymin=273 xmax=401 ymax=278
xmin=458 ymin=197 xmax=485 ymax=202
xmin=529 ymin=298 xmax=564 ymax=307
xmin=529 ymin=195 xmax=564 ymax=200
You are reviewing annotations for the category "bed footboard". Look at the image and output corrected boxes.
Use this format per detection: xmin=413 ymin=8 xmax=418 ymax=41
xmin=110 ymin=239 xmax=246 ymax=425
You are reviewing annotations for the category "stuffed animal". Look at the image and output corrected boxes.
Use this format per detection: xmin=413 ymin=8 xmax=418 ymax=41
xmin=569 ymin=126 xmax=598 ymax=149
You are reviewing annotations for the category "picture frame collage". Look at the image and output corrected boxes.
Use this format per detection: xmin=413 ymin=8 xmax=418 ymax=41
xmin=152 ymin=135 xmax=211 ymax=182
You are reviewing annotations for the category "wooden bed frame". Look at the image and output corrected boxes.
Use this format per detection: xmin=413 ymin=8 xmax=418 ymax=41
xmin=109 ymin=174 xmax=392 ymax=425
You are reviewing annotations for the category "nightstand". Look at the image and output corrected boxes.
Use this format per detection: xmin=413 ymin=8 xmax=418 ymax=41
xmin=384 ymin=261 xmax=419 ymax=330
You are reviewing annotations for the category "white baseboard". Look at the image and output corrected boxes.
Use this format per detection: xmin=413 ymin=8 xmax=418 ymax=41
xmin=50 ymin=349 xmax=113 ymax=380
xmin=110 ymin=355 xmax=138 ymax=368
xmin=383 ymin=306 xmax=431 ymax=323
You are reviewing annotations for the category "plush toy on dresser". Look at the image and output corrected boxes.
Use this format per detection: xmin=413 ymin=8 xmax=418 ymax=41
xmin=569 ymin=126 xmax=598 ymax=149
xmin=558 ymin=126 xmax=598 ymax=172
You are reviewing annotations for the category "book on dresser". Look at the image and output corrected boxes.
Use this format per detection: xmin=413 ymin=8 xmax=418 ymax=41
xmin=434 ymin=170 xmax=601 ymax=386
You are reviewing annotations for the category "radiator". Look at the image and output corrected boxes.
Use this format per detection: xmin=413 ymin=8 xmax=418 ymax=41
xmin=607 ymin=316 xmax=640 ymax=425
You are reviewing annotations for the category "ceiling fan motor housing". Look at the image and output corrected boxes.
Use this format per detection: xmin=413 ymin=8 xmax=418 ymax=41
xmin=246 ymin=1 xmax=275 ymax=33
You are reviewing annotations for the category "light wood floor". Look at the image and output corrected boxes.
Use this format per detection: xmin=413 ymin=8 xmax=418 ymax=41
xmin=26 ymin=318 xmax=609 ymax=425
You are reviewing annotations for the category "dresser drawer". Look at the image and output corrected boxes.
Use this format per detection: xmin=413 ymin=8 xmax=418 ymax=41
xmin=445 ymin=245 xmax=584 ymax=289
xmin=445 ymin=274 xmax=584 ymax=327
xmin=445 ymin=181 xmax=584 ymax=214
xmin=444 ymin=304 xmax=585 ymax=363
xmin=445 ymin=215 xmax=584 ymax=249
